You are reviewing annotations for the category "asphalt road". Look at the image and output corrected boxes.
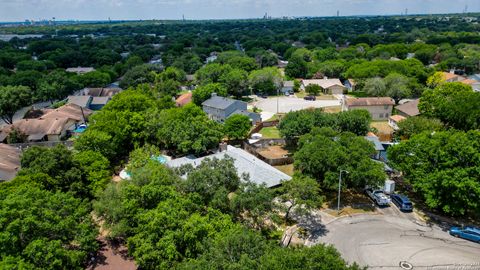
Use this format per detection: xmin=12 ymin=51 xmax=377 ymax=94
xmin=305 ymin=207 xmax=480 ymax=270
xmin=252 ymin=96 xmax=341 ymax=114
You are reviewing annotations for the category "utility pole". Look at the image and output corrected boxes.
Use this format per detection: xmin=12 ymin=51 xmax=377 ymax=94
xmin=276 ymin=87 xmax=279 ymax=114
xmin=337 ymin=169 xmax=349 ymax=214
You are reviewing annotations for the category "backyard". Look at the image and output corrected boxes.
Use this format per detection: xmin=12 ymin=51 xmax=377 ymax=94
xmin=259 ymin=126 xmax=281 ymax=138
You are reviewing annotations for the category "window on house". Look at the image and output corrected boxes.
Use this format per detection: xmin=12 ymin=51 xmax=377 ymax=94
xmin=379 ymin=113 xmax=384 ymax=118
xmin=384 ymin=105 xmax=389 ymax=110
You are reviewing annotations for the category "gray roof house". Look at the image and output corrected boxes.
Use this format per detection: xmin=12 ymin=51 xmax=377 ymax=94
xmin=365 ymin=135 xmax=385 ymax=160
xmin=202 ymin=94 xmax=261 ymax=125
xmin=166 ymin=145 xmax=291 ymax=188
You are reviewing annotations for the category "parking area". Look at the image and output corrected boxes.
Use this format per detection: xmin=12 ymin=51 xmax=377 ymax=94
xmin=304 ymin=204 xmax=480 ymax=270
xmin=252 ymin=96 xmax=341 ymax=114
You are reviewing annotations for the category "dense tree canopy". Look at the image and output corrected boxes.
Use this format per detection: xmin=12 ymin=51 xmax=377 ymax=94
xmin=388 ymin=130 xmax=480 ymax=215
xmin=419 ymin=82 xmax=480 ymax=131
xmin=147 ymin=104 xmax=224 ymax=155
xmin=394 ymin=116 xmax=444 ymax=140
xmin=294 ymin=128 xmax=386 ymax=189
xmin=223 ymin=114 xmax=252 ymax=140
xmin=0 ymin=85 xmax=32 ymax=124
xmin=0 ymin=183 xmax=98 ymax=269
xmin=278 ymin=109 xmax=371 ymax=139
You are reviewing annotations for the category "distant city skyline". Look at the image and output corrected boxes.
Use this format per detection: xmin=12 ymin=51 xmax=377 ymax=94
xmin=0 ymin=0 xmax=479 ymax=22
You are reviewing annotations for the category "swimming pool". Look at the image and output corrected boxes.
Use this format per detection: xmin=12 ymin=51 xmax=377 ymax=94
xmin=151 ymin=155 xmax=168 ymax=164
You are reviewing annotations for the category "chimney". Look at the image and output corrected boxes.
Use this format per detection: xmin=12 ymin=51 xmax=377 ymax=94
xmin=219 ymin=142 xmax=228 ymax=152
xmin=211 ymin=92 xmax=217 ymax=97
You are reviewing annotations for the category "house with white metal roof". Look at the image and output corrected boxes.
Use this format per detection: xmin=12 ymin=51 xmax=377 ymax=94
xmin=166 ymin=145 xmax=291 ymax=188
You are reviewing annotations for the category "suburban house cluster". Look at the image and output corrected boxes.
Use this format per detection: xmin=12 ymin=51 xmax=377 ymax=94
xmin=0 ymin=103 xmax=92 ymax=143
xmin=442 ymin=71 xmax=480 ymax=92
xmin=68 ymin=87 xmax=122 ymax=110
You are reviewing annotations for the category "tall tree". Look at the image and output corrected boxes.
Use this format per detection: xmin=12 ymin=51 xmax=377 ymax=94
xmin=0 ymin=85 xmax=32 ymax=124
xmin=224 ymin=114 xmax=252 ymax=140
xmin=279 ymin=174 xmax=323 ymax=221
xmin=388 ymin=130 xmax=480 ymax=215
xmin=294 ymin=128 xmax=386 ymax=189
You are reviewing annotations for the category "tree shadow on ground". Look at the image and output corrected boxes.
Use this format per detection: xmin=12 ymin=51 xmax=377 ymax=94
xmin=295 ymin=211 xmax=329 ymax=239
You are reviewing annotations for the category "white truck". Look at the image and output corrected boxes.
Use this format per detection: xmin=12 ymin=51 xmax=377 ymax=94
xmin=365 ymin=187 xmax=390 ymax=206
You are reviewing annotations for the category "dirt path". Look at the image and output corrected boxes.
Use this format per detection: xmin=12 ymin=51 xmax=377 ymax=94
xmin=86 ymin=237 xmax=136 ymax=270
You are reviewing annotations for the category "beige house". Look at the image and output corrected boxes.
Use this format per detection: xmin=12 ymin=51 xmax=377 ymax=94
xmin=0 ymin=104 xmax=92 ymax=143
xmin=343 ymin=97 xmax=395 ymax=120
xmin=0 ymin=143 xmax=21 ymax=181
xmin=395 ymin=99 xmax=420 ymax=118
xmin=301 ymin=78 xmax=346 ymax=95
xmin=388 ymin=115 xmax=406 ymax=130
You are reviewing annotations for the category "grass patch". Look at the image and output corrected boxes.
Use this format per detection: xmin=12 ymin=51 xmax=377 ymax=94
xmin=274 ymin=164 xmax=294 ymax=176
xmin=322 ymin=189 xmax=376 ymax=216
xmin=347 ymin=91 xmax=369 ymax=98
xmin=266 ymin=114 xmax=284 ymax=121
xmin=295 ymin=91 xmax=307 ymax=98
xmin=259 ymin=126 xmax=281 ymax=138
xmin=323 ymin=106 xmax=342 ymax=113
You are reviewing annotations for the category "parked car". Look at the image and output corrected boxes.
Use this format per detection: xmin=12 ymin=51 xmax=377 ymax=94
xmin=259 ymin=93 xmax=268 ymax=98
xmin=390 ymin=194 xmax=413 ymax=212
xmin=449 ymin=226 xmax=480 ymax=243
xmin=304 ymin=95 xmax=316 ymax=101
xmin=365 ymin=187 xmax=390 ymax=206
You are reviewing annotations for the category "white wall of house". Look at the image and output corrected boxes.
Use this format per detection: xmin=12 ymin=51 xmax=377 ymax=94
xmin=347 ymin=105 xmax=393 ymax=120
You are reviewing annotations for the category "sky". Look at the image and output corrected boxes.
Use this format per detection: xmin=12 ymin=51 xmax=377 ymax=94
xmin=0 ymin=0 xmax=479 ymax=22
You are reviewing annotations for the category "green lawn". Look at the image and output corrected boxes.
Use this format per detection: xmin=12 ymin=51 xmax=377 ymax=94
xmin=259 ymin=126 xmax=281 ymax=138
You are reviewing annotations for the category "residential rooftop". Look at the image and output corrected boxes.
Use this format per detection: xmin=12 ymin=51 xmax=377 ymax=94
xmin=395 ymin=99 xmax=420 ymax=117
xmin=346 ymin=97 xmax=395 ymax=107
xmin=166 ymin=145 xmax=291 ymax=188
xmin=0 ymin=143 xmax=21 ymax=181
xmin=202 ymin=95 xmax=240 ymax=110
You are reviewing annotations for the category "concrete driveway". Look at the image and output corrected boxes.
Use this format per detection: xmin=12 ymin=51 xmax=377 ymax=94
xmin=252 ymin=96 xmax=341 ymax=114
xmin=304 ymin=208 xmax=480 ymax=269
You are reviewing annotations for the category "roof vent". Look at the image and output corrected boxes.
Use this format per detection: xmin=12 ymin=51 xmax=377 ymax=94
xmin=211 ymin=92 xmax=217 ymax=97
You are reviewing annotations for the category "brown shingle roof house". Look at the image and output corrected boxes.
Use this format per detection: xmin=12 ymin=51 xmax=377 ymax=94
xmin=343 ymin=97 xmax=395 ymax=121
xmin=176 ymin=92 xmax=193 ymax=107
xmin=395 ymin=99 xmax=420 ymax=118
xmin=0 ymin=143 xmax=21 ymax=181
xmin=0 ymin=104 xmax=92 ymax=143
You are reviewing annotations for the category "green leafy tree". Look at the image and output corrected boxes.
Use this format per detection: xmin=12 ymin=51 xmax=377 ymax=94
xmin=388 ymin=130 xmax=480 ymax=215
xmin=120 ymin=64 xmax=162 ymax=89
xmin=248 ymin=67 xmax=282 ymax=95
xmin=419 ymin=82 xmax=480 ymax=131
xmin=195 ymin=63 xmax=232 ymax=85
xmin=0 ymin=85 xmax=32 ymax=124
xmin=279 ymin=174 xmax=323 ymax=221
xmin=305 ymin=84 xmax=321 ymax=96
xmin=395 ymin=116 xmax=444 ymax=140
xmin=231 ymin=182 xmax=275 ymax=230
xmin=224 ymin=114 xmax=252 ymax=140
xmin=220 ymin=68 xmax=249 ymax=97
xmin=285 ymin=54 xmax=308 ymax=78
xmin=179 ymin=157 xmax=241 ymax=210
xmin=278 ymin=109 xmax=370 ymax=139
xmin=259 ymin=244 xmax=363 ymax=270
xmin=0 ymin=183 xmax=98 ymax=269
xmin=294 ymin=128 xmax=386 ymax=189
xmin=148 ymin=104 xmax=224 ymax=155
xmin=192 ymin=83 xmax=228 ymax=106
xmin=77 ymin=71 xmax=111 ymax=87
